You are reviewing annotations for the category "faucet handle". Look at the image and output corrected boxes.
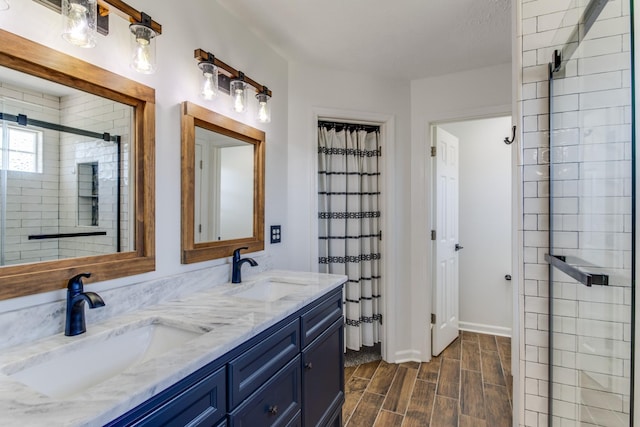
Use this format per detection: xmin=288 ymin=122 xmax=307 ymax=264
xmin=68 ymin=273 xmax=91 ymax=292
xmin=233 ymin=247 xmax=249 ymax=258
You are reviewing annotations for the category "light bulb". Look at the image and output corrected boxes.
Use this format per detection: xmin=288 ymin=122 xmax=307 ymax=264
xmin=199 ymin=62 xmax=218 ymax=100
xmin=234 ymin=89 xmax=245 ymax=112
xmin=231 ymin=80 xmax=247 ymax=113
xmin=256 ymin=92 xmax=271 ymax=123
xmin=130 ymin=24 xmax=157 ymax=74
xmin=62 ymin=0 xmax=97 ymax=48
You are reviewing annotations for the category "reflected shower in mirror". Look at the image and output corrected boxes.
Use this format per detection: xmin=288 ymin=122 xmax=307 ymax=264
xmin=194 ymin=126 xmax=254 ymax=243
xmin=181 ymin=101 xmax=264 ymax=264
xmin=0 ymin=65 xmax=133 ymax=266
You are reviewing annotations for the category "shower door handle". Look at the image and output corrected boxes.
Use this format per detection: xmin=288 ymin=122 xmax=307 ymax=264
xmin=545 ymin=254 xmax=609 ymax=287
xmin=455 ymin=243 xmax=464 ymax=251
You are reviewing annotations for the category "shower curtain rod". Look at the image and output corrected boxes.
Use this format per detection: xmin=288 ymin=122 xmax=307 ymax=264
xmin=318 ymin=120 xmax=380 ymax=133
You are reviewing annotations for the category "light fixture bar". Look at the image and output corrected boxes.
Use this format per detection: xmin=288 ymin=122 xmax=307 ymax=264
xmin=194 ymin=49 xmax=272 ymax=97
xmin=98 ymin=0 xmax=161 ymax=33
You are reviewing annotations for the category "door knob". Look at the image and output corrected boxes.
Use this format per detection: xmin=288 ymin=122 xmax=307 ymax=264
xmin=455 ymin=243 xmax=464 ymax=251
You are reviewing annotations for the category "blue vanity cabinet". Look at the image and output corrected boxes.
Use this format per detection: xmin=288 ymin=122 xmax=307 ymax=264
xmin=106 ymin=285 xmax=343 ymax=427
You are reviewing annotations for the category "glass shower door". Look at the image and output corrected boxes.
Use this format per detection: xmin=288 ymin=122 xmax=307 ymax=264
xmin=547 ymin=0 xmax=634 ymax=425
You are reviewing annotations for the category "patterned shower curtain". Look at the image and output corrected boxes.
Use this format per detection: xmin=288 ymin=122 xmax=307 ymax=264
xmin=317 ymin=121 xmax=381 ymax=351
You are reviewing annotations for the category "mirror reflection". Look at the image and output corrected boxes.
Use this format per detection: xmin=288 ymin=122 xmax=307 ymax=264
xmin=194 ymin=126 xmax=254 ymax=243
xmin=0 ymin=65 xmax=133 ymax=266
xmin=181 ymin=101 xmax=264 ymax=264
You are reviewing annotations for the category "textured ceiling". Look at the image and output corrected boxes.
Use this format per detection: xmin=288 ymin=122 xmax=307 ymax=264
xmin=217 ymin=0 xmax=512 ymax=80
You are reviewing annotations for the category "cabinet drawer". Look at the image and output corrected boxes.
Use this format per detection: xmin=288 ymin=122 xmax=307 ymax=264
xmin=132 ymin=365 xmax=226 ymax=427
xmin=301 ymin=288 xmax=342 ymax=347
xmin=229 ymin=355 xmax=301 ymax=427
xmin=229 ymin=318 xmax=300 ymax=407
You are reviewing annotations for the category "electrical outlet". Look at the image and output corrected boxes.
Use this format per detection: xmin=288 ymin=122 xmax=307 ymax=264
xmin=270 ymin=225 xmax=281 ymax=244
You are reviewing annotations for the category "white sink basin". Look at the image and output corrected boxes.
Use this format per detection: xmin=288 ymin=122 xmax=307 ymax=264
xmin=5 ymin=318 xmax=208 ymax=398
xmin=229 ymin=277 xmax=315 ymax=302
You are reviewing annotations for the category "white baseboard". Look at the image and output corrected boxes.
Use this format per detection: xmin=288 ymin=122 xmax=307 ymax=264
xmin=459 ymin=321 xmax=512 ymax=337
xmin=391 ymin=349 xmax=423 ymax=364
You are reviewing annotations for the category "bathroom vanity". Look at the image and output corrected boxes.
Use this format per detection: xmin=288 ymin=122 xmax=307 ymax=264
xmin=0 ymin=271 xmax=345 ymax=427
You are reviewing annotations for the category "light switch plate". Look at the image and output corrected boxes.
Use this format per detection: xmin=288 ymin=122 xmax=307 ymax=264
xmin=270 ymin=225 xmax=281 ymax=244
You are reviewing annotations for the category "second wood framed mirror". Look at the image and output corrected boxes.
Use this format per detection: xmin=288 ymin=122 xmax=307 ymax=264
xmin=180 ymin=101 xmax=264 ymax=264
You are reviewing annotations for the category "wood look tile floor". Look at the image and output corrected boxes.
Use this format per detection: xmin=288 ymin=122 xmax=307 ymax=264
xmin=343 ymin=332 xmax=512 ymax=427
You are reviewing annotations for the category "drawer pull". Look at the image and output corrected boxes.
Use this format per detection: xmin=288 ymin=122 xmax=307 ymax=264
xmin=304 ymin=362 xmax=313 ymax=370
xmin=268 ymin=405 xmax=278 ymax=415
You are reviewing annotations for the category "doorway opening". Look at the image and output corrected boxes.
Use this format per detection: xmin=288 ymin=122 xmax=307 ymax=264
xmin=317 ymin=119 xmax=383 ymax=366
xmin=431 ymin=115 xmax=513 ymax=356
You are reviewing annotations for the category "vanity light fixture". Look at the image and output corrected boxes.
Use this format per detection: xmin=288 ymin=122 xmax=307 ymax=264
xmin=34 ymin=0 xmax=162 ymax=73
xmin=62 ymin=0 xmax=97 ymax=47
xmin=194 ymin=49 xmax=273 ymax=120
xmin=231 ymin=72 xmax=248 ymax=113
xmin=129 ymin=12 xmax=157 ymax=74
xmin=198 ymin=53 xmax=219 ymax=100
xmin=256 ymin=87 xmax=271 ymax=123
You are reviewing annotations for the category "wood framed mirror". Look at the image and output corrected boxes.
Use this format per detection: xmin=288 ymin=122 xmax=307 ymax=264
xmin=0 ymin=29 xmax=155 ymax=300
xmin=181 ymin=101 xmax=264 ymax=264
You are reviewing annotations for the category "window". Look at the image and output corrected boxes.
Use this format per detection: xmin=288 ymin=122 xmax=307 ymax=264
xmin=1 ymin=126 xmax=43 ymax=173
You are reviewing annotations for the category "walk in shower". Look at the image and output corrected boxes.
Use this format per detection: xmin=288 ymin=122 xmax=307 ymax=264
xmin=547 ymin=0 xmax=634 ymax=425
xmin=0 ymin=67 xmax=132 ymax=266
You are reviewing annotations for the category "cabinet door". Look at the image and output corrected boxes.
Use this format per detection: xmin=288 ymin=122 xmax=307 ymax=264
xmin=301 ymin=317 xmax=344 ymax=427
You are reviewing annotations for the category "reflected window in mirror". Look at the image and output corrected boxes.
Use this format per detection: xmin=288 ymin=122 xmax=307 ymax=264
xmin=0 ymin=29 xmax=155 ymax=300
xmin=181 ymin=101 xmax=264 ymax=264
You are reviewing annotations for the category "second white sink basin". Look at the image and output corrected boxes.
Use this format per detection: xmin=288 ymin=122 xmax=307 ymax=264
xmin=5 ymin=318 xmax=208 ymax=398
xmin=228 ymin=277 xmax=316 ymax=302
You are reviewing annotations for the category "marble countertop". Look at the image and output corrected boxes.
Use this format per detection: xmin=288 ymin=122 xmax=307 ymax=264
xmin=0 ymin=270 xmax=346 ymax=427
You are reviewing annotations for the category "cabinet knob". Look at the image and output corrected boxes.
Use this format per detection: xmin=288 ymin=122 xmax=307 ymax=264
xmin=305 ymin=362 xmax=313 ymax=370
xmin=268 ymin=405 xmax=278 ymax=415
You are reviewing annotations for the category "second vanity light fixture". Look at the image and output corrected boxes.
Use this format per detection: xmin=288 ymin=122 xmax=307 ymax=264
xmin=195 ymin=49 xmax=272 ymax=123
xmin=35 ymin=0 xmax=162 ymax=74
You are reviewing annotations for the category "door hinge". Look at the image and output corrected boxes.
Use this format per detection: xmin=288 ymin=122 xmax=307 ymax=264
xmin=430 ymin=146 xmax=436 ymax=157
xmin=431 ymin=230 xmax=436 ymax=240
xmin=431 ymin=313 xmax=436 ymax=324
xmin=199 ymin=160 xmax=203 ymax=169
xmin=379 ymin=314 xmax=383 ymax=325
xmin=379 ymin=230 xmax=382 ymax=241
xmin=198 ymin=224 xmax=202 ymax=233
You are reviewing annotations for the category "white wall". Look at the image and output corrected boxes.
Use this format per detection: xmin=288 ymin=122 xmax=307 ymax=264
xmin=410 ymin=63 xmax=512 ymax=361
xmin=0 ymin=0 xmax=288 ymax=311
xmin=287 ymin=61 xmax=412 ymax=360
xmin=440 ymin=116 xmax=513 ymax=336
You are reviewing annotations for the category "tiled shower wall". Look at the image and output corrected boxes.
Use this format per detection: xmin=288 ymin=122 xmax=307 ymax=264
xmin=58 ymin=92 xmax=131 ymax=257
xmin=0 ymin=87 xmax=131 ymax=264
xmin=519 ymin=0 xmax=632 ymax=425
xmin=0 ymin=84 xmax=61 ymax=264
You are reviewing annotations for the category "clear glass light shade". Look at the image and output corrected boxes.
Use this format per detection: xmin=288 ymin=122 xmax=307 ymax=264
xmin=61 ymin=0 xmax=97 ymax=48
xmin=0 ymin=0 xmax=10 ymax=11
xmin=130 ymin=24 xmax=157 ymax=74
xmin=230 ymin=80 xmax=248 ymax=113
xmin=256 ymin=93 xmax=271 ymax=123
xmin=199 ymin=62 xmax=218 ymax=100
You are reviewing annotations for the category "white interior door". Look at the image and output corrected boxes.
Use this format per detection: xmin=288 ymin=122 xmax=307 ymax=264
xmin=432 ymin=126 xmax=460 ymax=356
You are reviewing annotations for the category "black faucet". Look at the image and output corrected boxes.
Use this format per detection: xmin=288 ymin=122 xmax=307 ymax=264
xmin=231 ymin=247 xmax=258 ymax=283
xmin=65 ymin=273 xmax=105 ymax=336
